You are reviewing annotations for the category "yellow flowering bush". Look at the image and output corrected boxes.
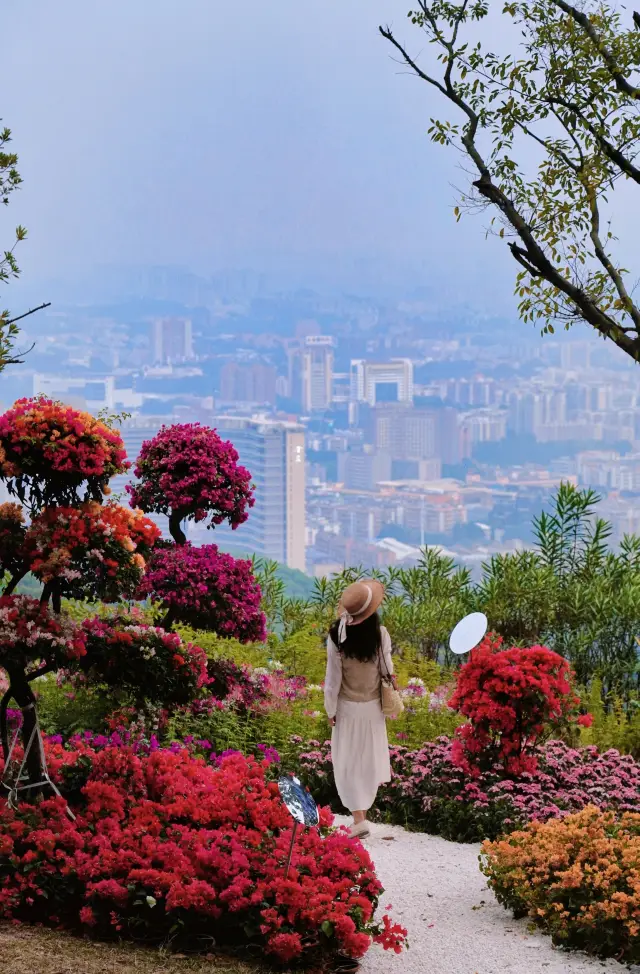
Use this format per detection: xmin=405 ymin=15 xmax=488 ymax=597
xmin=481 ymin=806 xmax=640 ymax=961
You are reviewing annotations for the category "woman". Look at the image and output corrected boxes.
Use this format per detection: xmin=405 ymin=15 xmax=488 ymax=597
xmin=324 ymin=579 xmax=396 ymax=839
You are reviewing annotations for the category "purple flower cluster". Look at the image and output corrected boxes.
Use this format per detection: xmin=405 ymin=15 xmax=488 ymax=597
xmin=293 ymin=736 xmax=640 ymax=842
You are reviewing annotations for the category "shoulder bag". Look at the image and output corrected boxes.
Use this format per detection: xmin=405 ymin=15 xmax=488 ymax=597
xmin=379 ymin=642 xmax=404 ymax=719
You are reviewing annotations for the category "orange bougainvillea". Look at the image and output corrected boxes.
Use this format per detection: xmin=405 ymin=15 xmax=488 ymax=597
xmin=26 ymin=502 xmax=161 ymax=602
xmin=481 ymin=805 xmax=640 ymax=962
xmin=0 ymin=397 xmax=129 ymax=508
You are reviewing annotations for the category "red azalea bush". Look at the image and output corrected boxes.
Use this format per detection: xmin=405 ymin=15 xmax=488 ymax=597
xmin=139 ymin=542 xmax=267 ymax=642
xmin=448 ymin=635 xmax=581 ymax=776
xmin=26 ymin=502 xmax=161 ymax=601
xmin=127 ymin=424 xmax=254 ymax=536
xmin=0 ymin=743 xmax=406 ymax=963
xmin=0 ymin=397 xmax=129 ymax=507
xmin=69 ymin=614 xmax=210 ymax=708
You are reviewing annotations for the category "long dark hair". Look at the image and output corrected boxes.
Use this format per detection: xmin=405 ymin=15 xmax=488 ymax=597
xmin=329 ymin=612 xmax=381 ymax=662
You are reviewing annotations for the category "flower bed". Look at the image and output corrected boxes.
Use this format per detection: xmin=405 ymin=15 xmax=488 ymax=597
xmin=294 ymin=736 xmax=640 ymax=842
xmin=481 ymin=806 xmax=640 ymax=962
xmin=0 ymin=739 xmax=406 ymax=964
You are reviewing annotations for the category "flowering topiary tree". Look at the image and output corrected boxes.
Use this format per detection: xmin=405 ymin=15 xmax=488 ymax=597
xmin=127 ymin=423 xmax=254 ymax=544
xmin=0 ymin=399 xmax=267 ymax=795
xmin=139 ymin=541 xmax=267 ymax=642
xmin=448 ymin=634 xmax=583 ymax=776
xmin=0 ymin=397 xmax=129 ymax=511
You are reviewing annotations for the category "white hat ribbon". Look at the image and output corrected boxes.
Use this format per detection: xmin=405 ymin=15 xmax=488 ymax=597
xmin=338 ymin=584 xmax=373 ymax=643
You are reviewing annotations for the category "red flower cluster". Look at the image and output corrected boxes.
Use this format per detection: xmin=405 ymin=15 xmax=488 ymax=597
xmin=139 ymin=542 xmax=267 ymax=643
xmin=70 ymin=614 xmax=209 ymax=708
xmin=0 ymin=398 xmax=128 ymax=500
xmin=0 ymin=745 xmax=406 ymax=963
xmin=0 ymin=595 xmax=87 ymax=672
xmin=449 ymin=635 xmax=580 ymax=777
xmin=127 ymin=423 xmax=254 ymax=532
xmin=26 ymin=502 xmax=161 ymax=601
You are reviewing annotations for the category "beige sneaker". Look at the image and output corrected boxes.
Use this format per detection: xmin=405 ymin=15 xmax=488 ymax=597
xmin=350 ymin=821 xmax=370 ymax=839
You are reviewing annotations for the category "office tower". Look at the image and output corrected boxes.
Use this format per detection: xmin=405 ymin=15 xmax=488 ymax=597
xmin=299 ymin=336 xmax=334 ymax=412
xmin=213 ymin=416 xmax=306 ymax=571
xmin=220 ymin=363 xmax=277 ymax=404
xmin=337 ymin=447 xmax=392 ymax=491
xmin=350 ymin=359 xmax=414 ymax=406
xmin=151 ymin=317 xmax=193 ymax=364
xmin=374 ymin=404 xmax=438 ymax=461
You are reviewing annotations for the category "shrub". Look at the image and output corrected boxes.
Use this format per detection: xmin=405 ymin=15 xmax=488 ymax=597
xmin=481 ymin=806 xmax=640 ymax=962
xmin=140 ymin=542 xmax=266 ymax=642
xmin=26 ymin=502 xmax=161 ymax=601
xmin=127 ymin=423 xmax=254 ymax=541
xmin=0 ymin=741 xmax=406 ymax=964
xmin=293 ymin=736 xmax=640 ymax=842
xmin=0 ymin=397 xmax=129 ymax=508
xmin=70 ymin=613 xmax=210 ymax=708
xmin=449 ymin=635 xmax=582 ymax=776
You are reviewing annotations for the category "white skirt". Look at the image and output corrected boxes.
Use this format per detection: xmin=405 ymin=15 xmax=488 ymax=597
xmin=331 ymin=697 xmax=391 ymax=812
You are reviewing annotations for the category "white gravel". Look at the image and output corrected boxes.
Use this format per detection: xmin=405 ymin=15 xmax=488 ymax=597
xmin=334 ymin=817 xmax=630 ymax=974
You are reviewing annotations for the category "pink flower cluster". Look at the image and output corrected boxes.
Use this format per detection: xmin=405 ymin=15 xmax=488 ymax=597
xmin=0 ymin=595 xmax=87 ymax=672
xmin=127 ymin=423 xmax=254 ymax=530
xmin=293 ymin=736 xmax=640 ymax=842
xmin=139 ymin=542 xmax=267 ymax=643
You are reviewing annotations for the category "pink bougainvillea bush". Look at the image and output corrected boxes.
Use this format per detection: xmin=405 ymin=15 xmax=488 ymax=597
xmin=139 ymin=542 xmax=267 ymax=642
xmin=127 ymin=423 xmax=254 ymax=539
xmin=0 ymin=742 xmax=407 ymax=963
xmin=0 ymin=397 xmax=129 ymax=509
xmin=26 ymin=502 xmax=161 ymax=602
xmin=292 ymin=736 xmax=640 ymax=843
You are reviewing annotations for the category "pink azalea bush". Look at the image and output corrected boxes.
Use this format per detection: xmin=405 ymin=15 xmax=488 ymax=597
xmin=292 ymin=736 xmax=640 ymax=842
xmin=127 ymin=423 xmax=254 ymax=534
xmin=139 ymin=542 xmax=267 ymax=642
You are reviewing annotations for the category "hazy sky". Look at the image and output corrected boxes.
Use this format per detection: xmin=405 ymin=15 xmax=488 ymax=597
xmin=3 ymin=0 xmax=637 ymax=306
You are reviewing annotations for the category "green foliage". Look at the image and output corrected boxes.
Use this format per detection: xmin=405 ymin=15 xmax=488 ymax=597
xmin=381 ymin=0 xmax=640 ymax=360
xmin=0 ymin=124 xmax=27 ymax=371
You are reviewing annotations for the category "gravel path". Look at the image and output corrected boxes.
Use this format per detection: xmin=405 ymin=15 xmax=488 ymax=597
xmin=334 ymin=818 xmax=630 ymax=974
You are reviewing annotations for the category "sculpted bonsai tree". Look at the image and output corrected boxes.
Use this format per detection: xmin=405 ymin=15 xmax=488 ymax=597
xmin=127 ymin=423 xmax=254 ymax=544
xmin=130 ymin=422 xmax=266 ymax=643
xmin=0 ymin=403 xmax=266 ymax=795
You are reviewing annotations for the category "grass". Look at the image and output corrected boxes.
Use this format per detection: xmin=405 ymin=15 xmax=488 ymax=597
xmin=0 ymin=924 xmax=266 ymax=974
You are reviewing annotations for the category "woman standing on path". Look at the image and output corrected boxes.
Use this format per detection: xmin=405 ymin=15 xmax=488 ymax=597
xmin=324 ymin=579 xmax=395 ymax=839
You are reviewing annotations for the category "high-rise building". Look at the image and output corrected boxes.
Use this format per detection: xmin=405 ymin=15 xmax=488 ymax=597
xmin=350 ymin=359 xmax=414 ymax=407
xmin=337 ymin=447 xmax=392 ymax=492
xmin=299 ymin=336 xmax=334 ymax=412
xmin=220 ymin=363 xmax=277 ymax=404
xmin=151 ymin=317 xmax=193 ymax=364
xmin=213 ymin=416 xmax=306 ymax=571
xmin=374 ymin=404 xmax=438 ymax=461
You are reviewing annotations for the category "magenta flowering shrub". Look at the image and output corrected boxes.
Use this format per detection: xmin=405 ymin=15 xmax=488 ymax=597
xmin=292 ymin=736 xmax=640 ymax=842
xmin=200 ymin=658 xmax=306 ymax=714
xmin=127 ymin=423 xmax=254 ymax=539
xmin=139 ymin=542 xmax=267 ymax=643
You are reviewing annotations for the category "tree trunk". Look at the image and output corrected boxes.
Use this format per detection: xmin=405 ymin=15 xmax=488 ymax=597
xmin=2 ymin=669 xmax=51 ymax=800
xmin=169 ymin=511 xmax=187 ymax=545
xmin=162 ymin=604 xmax=177 ymax=631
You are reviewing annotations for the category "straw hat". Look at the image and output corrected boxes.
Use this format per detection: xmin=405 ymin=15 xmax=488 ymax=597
xmin=337 ymin=579 xmax=385 ymax=643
